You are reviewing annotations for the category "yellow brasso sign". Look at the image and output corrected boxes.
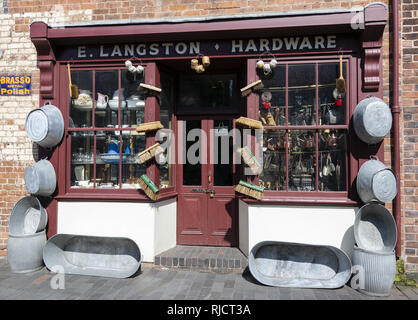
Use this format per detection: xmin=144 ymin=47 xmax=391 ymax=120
xmin=0 ymin=76 xmax=31 ymax=96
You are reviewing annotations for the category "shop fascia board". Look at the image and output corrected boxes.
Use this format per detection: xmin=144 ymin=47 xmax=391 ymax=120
xmin=30 ymin=3 xmax=387 ymax=46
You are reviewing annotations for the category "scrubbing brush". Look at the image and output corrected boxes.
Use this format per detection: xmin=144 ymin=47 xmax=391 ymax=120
xmin=234 ymin=180 xmax=264 ymax=200
xmin=235 ymin=116 xmax=263 ymax=130
xmin=239 ymin=146 xmax=262 ymax=175
xmin=138 ymin=143 xmax=165 ymax=164
xmin=138 ymin=174 xmax=159 ymax=200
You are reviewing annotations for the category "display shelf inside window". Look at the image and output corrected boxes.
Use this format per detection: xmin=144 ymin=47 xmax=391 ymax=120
xmin=121 ymin=69 xmax=146 ymax=128
xmin=319 ymin=63 xmax=346 ymax=126
xmin=70 ymin=70 xmax=93 ymax=128
xmin=94 ymin=70 xmax=119 ymax=128
xmin=319 ymin=129 xmax=347 ymax=192
xmin=259 ymin=130 xmax=286 ymax=191
xmin=121 ymin=133 xmax=146 ymax=189
xmin=71 ymin=134 xmax=94 ymax=188
xmin=288 ymin=64 xmax=316 ymax=126
xmin=258 ymin=65 xmax=285 ymax=126
xmin=289 ymin=130 xmax=316 ymax=191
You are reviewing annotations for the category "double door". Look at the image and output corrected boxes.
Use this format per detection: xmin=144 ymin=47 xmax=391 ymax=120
xmin=176 ymin=117 xmax=238 ymax=246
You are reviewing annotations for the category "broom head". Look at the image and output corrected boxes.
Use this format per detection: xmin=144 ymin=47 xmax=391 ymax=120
xmin=136 ymin=121 xmax=164 ymax=133
xmin=235 ymin=180 xmax=264 ymax=200
xmin=235 ymin=117 xmax=263 ymax=130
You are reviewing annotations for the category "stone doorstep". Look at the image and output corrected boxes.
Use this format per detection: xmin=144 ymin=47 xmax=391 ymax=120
xmin=154 ymin=246 xmax=248 ymax=274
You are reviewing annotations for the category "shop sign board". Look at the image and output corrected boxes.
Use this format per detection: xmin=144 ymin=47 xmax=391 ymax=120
xmin=58 ymin=35 xmax=357 ymax=60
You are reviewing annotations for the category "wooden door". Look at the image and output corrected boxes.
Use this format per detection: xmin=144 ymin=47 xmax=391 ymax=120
xmin=176 ymin=117 xmax=238 ymax=246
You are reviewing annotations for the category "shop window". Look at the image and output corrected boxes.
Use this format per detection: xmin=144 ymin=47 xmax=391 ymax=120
xmin=159 ymin=72 xmax=174 ymax=189
xmin=68 ymin=67 xmax=149 ymax=191
xmin=257 ymin=61 xmax=348 ymax=193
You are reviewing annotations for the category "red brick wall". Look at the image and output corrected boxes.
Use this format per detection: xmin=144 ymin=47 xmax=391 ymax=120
xmin=0 ymin=0 xmax=416 ymax=274
xmin=400 ymin=0 xmax=418 ymax=273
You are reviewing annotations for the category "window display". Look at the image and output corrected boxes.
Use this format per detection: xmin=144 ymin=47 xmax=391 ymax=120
xmin=258 ymin=61 xmax=348 ymax=192
xmin=69 ymin=67 xmax=147 ymax=190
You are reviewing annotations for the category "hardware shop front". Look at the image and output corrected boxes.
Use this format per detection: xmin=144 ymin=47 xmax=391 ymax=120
xmin=30 ymin=3 xmax=388 ymax=262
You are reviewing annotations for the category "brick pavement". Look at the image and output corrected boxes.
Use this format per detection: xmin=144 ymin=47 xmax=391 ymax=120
xmin=0 ymin=258 xmax=416 ymax=300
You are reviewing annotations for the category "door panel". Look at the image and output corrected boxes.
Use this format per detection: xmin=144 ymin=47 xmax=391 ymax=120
xmin=177 ymin=194 xmax=207 ymax=245
xmin=207 ymin=197 xmax=237 ymax=246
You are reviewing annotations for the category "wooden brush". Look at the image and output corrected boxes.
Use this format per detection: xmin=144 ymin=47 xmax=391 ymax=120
xmin=336 ymin=55 xmax=346 ymax=94
xmin=138 ymin=83 xmax=162 ymax=97
xmin=138 ymin=174 xmax=159 ymax=200
xmin=235 ymin=180 xmax=264 ymax=200
xmin=239 ymin=146 xmax=262 ymax=175
xmin=67 ymin=63 xmax=79 ymax=99
xmin=240 ymin=80 xmax=263 ymax=97
xmin=136 ymin=121 xmax=164 ymax=133
xmin=138 ymin=143 xmax=164 ymax=164
xmin=235 ymin=116 xmax=263 ymax=130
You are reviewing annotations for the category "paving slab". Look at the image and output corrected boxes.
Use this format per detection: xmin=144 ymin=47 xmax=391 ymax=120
xmin=0 ymin=258 xmax=415 ymax=300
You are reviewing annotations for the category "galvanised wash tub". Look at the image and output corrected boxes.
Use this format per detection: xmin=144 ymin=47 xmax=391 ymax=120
xmin=249 ymin=241 xmax=352 ymax=289
xmin=43 ymin=234 xmax=142 ymax=278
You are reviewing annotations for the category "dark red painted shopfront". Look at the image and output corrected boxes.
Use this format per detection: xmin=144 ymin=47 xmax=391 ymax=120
xmin=30 ymin=3 xmax=389 ymax=248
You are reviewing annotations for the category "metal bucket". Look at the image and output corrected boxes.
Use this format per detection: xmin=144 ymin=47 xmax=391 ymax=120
xmin=9 ymin=196 xmax=48 ymax=235
xmin=43 ymin=234 xmax=142 ymax=278
xmin=351 ymin=246 xmax=396 ymax=297
xmin=353 ymin=97 xmax=392 ymax=144
xmin=24 ymin=159 xmax=57 ymax=196
xmin=354 ymin=203 xmax=397 ymax=253
xmin=248 ymin=241 xmax=352 ymax=289
xmin=356 ymin=158 xmax=397 ymax=204
xmin=25 ymin=102 xmax=64 ymax=148
xmin=7 ymin=230 xmax=46 ymax=273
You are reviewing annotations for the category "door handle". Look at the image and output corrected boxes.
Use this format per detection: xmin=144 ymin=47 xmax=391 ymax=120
xmin=208 ymin=170 xmax=212 ymax=185
xmin=207 ymin=188 xmax=215 ymax=198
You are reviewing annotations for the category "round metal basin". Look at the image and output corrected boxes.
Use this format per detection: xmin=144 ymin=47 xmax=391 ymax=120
xmin=249 ymin=241 xmax=352 ymax=289
xmin=354 ymin=203 xmax=397 ymax=253
xmin=7 ymin=230 xmax=46 ymax=273
xmin=9 ymin=196 xmax=48 ymax=235
xmin=43 ymin=234 xmax=142 ymax=278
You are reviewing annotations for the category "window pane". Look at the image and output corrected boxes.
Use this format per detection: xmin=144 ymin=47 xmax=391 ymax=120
xmin=94 ymin=70 xmax=119 ymax=128
xmin=121 ymin=69 xmax=146 ymax=127
xmin=179 ymin=74 xmax=237 ymax=111
xmin=258 ymin=65 xmax=286 ymax=126
xmin=260 ymin=130 xmax=286 ymax=191
xmin=183 ymin=120 xmax=202 ymax=186
xmin=319 ymin=63 xmax=346 ymax=125
xmin=121 ymin=132 xmax=146 ymax=189
xmin=70 ymin=70 xmax=93 ymax=128
xmin=289 ymin=130 xmax=316 ymax=191
xmin=319 ymin=130 xmax=347 ymax=191
xmin=70 ymin=133 xmax=94 ymax=188
xmin=288 ymin=64 xmax=316 ymax=126
xmin=159 ymin=73 xmax=174 ymax=189
xmin=213 ymin=120 xmax=233 ymax=186
xmin=158 ymin=131 xmax=173 ymax=189
xmin=96 ymin=132 xmax=120 ymax=189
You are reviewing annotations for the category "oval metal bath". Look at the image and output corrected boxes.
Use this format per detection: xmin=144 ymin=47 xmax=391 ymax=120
xmin=43 ymin=234 xmax=142 ymax=278
xmin=249 ymin=241 xmax=352 ymax=289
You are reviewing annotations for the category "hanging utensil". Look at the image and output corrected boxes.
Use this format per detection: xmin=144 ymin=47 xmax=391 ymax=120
xmin=336 ymin=161 xmax=341 ymax=191
xmin=336 ymin=54 xmax=346 ymax=94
